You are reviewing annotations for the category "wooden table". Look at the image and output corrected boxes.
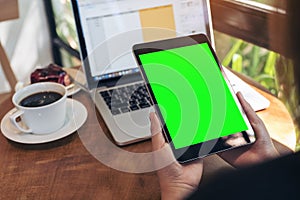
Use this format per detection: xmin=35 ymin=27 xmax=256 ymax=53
xmin=0 ymin=87 xmax=295 ymax=199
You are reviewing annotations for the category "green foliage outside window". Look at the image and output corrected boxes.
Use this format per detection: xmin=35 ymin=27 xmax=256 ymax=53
xmin=216 ymin=33 xmax=300 ymax=151
xmin=52 ymin=0 xmax=79 ymax=67
xmin=221 ymin=39 xmax=279 ymax=95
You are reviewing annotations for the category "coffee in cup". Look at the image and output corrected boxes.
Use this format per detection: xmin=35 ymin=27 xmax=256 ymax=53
xmin=10 ymin=82 xmax=67 ymax=134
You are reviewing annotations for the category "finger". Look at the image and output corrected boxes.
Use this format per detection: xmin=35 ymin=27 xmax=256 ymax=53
xmin=150 ymin=112 xmax=166 ymax=151
xmin=150 ymin=112 xmax=177 ymax=169
xmin=236 ymin=92 xmax=269 ymax=141
xmin=236 ymin=92 xmax=256 ymax=118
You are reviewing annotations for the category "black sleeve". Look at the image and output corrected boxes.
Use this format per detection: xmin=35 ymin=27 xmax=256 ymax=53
xmin=187 ymin=151 xmax=300 ymax=200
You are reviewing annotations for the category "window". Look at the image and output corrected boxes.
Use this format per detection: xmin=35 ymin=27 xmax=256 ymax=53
xmin=242 ymin=0 xmax=286 ymax=9
xmin=44 ymin=0 xmax=80 ymax=67
xmin=210 ymin=1 xmax=299 ymax=151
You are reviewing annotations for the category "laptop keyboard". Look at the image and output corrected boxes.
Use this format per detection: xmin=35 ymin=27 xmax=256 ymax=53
xmin=100 ymin=83 xmax=153 ymax=115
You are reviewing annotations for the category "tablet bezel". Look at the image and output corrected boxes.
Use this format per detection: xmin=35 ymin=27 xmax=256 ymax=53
xmin=133 ymin=34 xmax=255 ymax=163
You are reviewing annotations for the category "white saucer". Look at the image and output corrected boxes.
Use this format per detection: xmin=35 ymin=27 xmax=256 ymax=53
xmin=0 ymin=99 xmax=87 ymax=144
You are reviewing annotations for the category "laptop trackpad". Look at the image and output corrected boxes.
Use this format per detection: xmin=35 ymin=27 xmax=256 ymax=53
xmin=113 ymin=108 xmax=153 ymax=138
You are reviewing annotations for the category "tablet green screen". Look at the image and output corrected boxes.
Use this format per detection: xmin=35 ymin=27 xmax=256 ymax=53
xmin=139 ymin=43 xmax=248 ymax=149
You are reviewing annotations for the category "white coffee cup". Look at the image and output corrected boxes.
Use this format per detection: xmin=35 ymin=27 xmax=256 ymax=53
xmin=10 ymin=82 xmax=67 ymax=134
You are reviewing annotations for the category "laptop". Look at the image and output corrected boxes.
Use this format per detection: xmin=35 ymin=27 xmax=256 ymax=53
xmin=71 ymin=0 xmax=215 ymax=145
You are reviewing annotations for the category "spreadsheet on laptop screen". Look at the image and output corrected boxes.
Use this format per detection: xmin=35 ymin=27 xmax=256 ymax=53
xmin=75 ymin=0 xmax=213 ymax=80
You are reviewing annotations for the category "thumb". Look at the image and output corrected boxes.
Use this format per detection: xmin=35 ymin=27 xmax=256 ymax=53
xmin=149 ymin=112 xmax=176 ymax=167
xmin=236 ymin=92 xmax=270 ymax=141
xmin=150 ymin=112 xmax=166 ymax=151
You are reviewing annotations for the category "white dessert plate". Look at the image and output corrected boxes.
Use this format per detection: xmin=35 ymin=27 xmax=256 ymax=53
xmin=14 ymin=68 xmax=86 ymax=97
xmin=64 ymin=68 xmax=86 ymax=96
xmin=0 ymin=99 xmax=87 ymax=144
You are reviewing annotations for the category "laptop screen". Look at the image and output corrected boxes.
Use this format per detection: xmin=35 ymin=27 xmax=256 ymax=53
xmin=71 ymin=0 xmax=214 ymax=87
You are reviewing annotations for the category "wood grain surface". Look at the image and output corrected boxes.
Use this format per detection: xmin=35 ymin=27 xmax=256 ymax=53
xmin=0 ymin=86 xmax=295 ymax=199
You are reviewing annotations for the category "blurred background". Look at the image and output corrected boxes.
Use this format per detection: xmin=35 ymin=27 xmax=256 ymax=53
xmin=0 ymin=0 xmax=299 ymax=149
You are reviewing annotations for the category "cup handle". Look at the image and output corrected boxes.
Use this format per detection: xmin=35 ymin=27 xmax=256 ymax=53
xmin=9 ymin=110 xmax=32 ymax=133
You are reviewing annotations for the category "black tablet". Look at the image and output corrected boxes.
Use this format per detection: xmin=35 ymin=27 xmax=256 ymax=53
xmin=133 ymin=34 xmax=255 ymax=163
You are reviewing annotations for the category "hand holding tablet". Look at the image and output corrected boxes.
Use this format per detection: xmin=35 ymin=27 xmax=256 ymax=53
xmin=133 ymin=34 xmax=256 ymax=163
